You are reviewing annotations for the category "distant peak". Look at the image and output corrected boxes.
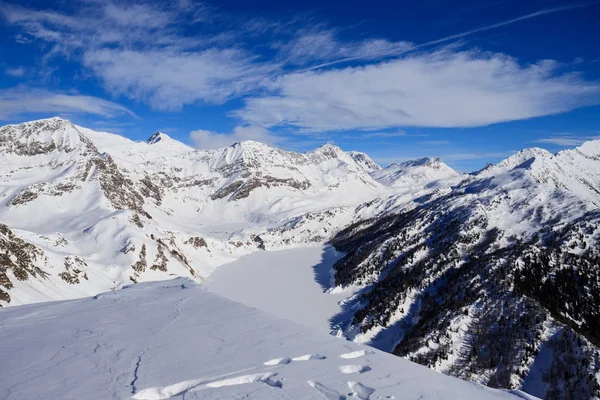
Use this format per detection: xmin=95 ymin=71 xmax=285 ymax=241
xmin=400 ymin=157 xmax=442 ymax=167
xmin=20 ymin=116 xmax=71 ymax=125
xmin=318 ymin=143 xmax=342 ymax=151
xmin=231 ymin=140 xmax=270 ymax=148
xmin=310 ymin=143 xmax=344 ymax=156
xmin=146 ymin=131 xmax=168 ymax=144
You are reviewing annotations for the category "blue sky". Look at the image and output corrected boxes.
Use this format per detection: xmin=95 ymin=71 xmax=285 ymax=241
xmin=0 ymin=0 xmax=599 ymax=171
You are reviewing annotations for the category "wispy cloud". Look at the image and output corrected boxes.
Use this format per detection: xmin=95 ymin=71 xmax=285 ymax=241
xmin=534 ymin=133 xmax=600 ymax=146
xmin=0 ymin=87 xmax=135 ymax=120
xmin=362 ymin=130 xmax=408 ymax=138
xmin=415 ymin=2 xmax=597 ymax=50
xmin=2 ymin=0 xmax=599 ymax=133
xmin=301 ymin=3 xmax=598 ymax=72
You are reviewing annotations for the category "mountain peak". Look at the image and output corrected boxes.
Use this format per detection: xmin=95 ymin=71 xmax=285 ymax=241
xmin=146 ymin=131 xmax=170 ymax=144
xmin=0 ymin=116 xmax=82 ymax=155
xmin=494 ymin=147 xmax=553 ymax=172
xmin=372 ymin=156 xmax=459 ymax=188
xmin=349 ymin=151 xmax=381 ymax=173
xmin=316 ymin=143 xmax=343 ymax=153
xmin=230 ymin=140 xmax=274 ymax=150
xmin=400 ymin=157 xmax=442 ymax=167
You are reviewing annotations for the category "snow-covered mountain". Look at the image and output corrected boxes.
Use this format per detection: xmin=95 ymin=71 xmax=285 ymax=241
xmin=0 ymin=117 xmax=389 ymax=307
xmin=1 ymin=117 xmax=600 ymax=399
xmin=328 ymin=143 xmax=600 ymax=399
xmin=371 ymin=157 xmax=463 ymax=189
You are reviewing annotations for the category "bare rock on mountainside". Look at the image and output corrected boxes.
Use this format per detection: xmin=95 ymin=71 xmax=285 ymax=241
xmin=0 ymin=224 xmax=48 ymax=305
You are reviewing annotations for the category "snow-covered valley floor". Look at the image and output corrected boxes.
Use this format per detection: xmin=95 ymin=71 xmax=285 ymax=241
xmin=0 ymin=278 xmax=536 ymax=400
xmin=205 ymin=245 xmax=349 ymax=333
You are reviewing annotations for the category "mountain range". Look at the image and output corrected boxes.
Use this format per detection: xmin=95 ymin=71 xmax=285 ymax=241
xmin=1 ymin=117 xmax=599 ymax=400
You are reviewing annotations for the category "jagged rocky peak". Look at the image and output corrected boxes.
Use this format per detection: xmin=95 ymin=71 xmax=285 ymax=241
xmin=349 ymin=151 xmax=382 ymax=173
xmin=471 ymin=163 xmax=495 ymax=176
xmin=146 ymin=131 xmax=166 ymax=144
xmin=0 ymin=116 xmax=85 ymax=155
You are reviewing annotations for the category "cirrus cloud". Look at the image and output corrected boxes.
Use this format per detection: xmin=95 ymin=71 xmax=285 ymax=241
xmin=0 ymin=87 xmax=135 ymax=120
xmin=2 ymin=0 xmax=600 ymax=132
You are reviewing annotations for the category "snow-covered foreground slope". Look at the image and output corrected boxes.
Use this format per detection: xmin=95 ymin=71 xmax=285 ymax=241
xmin=0 ymin=278 xmax=536 ymax=400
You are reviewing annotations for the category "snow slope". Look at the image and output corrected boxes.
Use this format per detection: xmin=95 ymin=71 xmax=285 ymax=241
xmin=0 ymin=278 xmax=536 ymax=400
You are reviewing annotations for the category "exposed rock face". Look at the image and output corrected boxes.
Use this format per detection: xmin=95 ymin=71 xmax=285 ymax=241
xmin=59 ymin=256 xmax=88 ymax=284
xmin=185 ymin=237 xmax=208 ymax=249
xmin=0 ymin=224 xmax=48 ymax=305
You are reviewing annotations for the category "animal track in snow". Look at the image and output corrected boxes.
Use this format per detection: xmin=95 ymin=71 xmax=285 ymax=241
xmin=264 ymin=357 xmax=291 ymax=365
xmin=307 ymin=380 xmax=346 ymax=400
xmin=339 ymin=350 xmax=374 ymax=359
xmin=339 ymin=365 xmax=371 ymax=374
xmin=291 ymin=353 xmax=326 ymax=361
xmin=347 ymin=381 xmax=375 ymax=400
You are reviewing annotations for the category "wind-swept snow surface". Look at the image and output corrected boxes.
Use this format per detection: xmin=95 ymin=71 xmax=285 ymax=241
xmin=0 ymin=279 xmax=535 ymax=400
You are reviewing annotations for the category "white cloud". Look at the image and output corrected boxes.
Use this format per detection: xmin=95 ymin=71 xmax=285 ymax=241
xmin=0 ymin=88 xmax=135 ymax=120
xmin=5 ymin=67 xmax=25 ymax=77
xmin=83 ymin=48 xmax=275 ymax=110
xmin=2 ymin=0 xmax=600 ymax=132
xmin=190 ymin=125 xmax=281 ymax=149
xmin=0 ymin=1 xmax=275 ymax=110
xmin=236 ymin=50 xmax=600 ymax=130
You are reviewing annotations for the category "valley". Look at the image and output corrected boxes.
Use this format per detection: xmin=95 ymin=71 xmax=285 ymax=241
xmin=1 ymin=117 xmax=599 ymax=399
